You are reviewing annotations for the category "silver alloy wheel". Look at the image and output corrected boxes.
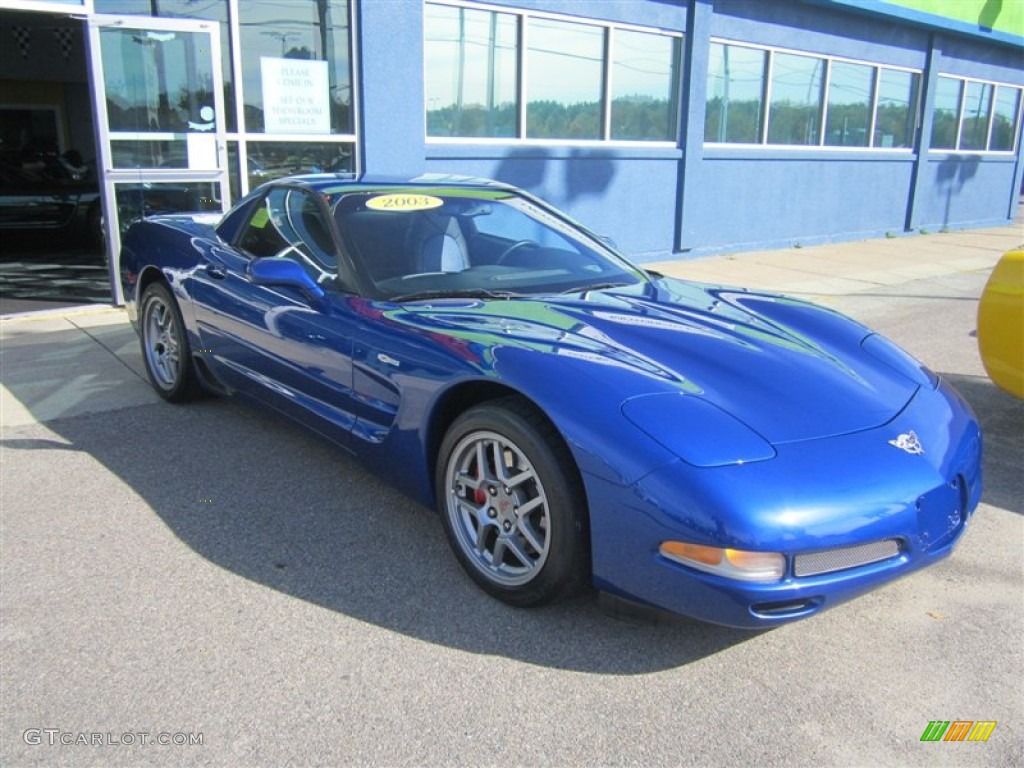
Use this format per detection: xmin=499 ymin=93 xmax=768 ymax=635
xmin=444 ymin=429 xmax=551 ymax=587
xmin=143 ymin=294 xmax=181 ymax=391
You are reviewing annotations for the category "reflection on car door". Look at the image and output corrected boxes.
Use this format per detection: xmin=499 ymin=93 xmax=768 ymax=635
xmin=191 ymin=187 xmax=358 ymax=448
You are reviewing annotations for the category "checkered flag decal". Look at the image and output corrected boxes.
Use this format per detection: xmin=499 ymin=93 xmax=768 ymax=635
xmin=11 ymin=26 xmax=31 ymax=59
xmin=53 ymin=27 xmax=74 ymax=62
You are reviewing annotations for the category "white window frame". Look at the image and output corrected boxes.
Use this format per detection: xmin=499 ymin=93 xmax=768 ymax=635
xmin=226 ymin=0 xmax=360 ymax=197
xmin=706 ymin=37 xmax=923 ymax=153
xmin=932 ymin=73 xmax=1023 ymax=155
xmin=424 ymin=0 xmax=683 ymax=147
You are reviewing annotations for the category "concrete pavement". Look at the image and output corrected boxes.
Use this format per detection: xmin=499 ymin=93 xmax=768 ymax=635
xmin=1 ymin=308 xmax=155 ymax=428
xmin=1 ymin=225 xmax=1022 ymax=767
xmin=648 ymin=225 xmax=1020 ymax=297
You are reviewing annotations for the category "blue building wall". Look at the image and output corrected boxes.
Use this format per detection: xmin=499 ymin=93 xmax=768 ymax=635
xmin=357 ymin=0 xmax=427 ymax=177
xmin=709 ymin=0 xmax=930 ymax=67
xmin=916 ymin=155 xmax=1021 ymax=229
xmin=910 ymin=33 xmax=1024 ymax=230
xmin=481 ymin=0 xmax=687 ymax=29
xmin=425 ymin=145 xmax=683 ymax=256
xmin=690 ymin=0 xmax=1024 ymax=254
xmin=357 ymin=0 xmax=1024 ymax=262
xmin=687 ymin=153 xmax=918 ymax=250
xmin=422 ymin=0 xmax=690 ymax=258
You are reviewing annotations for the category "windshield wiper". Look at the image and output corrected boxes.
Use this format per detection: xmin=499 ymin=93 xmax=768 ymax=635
xmin=559 ymin=281 xmax=633 ymax=295
xmin=390 ymin=288 xmax=524 ymax=303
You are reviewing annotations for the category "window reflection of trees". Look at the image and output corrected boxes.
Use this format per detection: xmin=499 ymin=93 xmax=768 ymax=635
xmin=95 ymin=0 xmax=235 ymax=130
xmin=931 ymin=76 xmax=1022 ymax=153
xmin=424 ymin=4 xmax=679 ymax=143
xmin=706 ymin=42 xmax=924 ymax=151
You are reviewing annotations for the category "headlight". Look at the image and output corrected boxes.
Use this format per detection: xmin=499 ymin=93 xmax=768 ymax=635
xmin=660 ymin=541 xmax=785 ymax=582
xmin=622 ymin=392 xmax=775 ymax=467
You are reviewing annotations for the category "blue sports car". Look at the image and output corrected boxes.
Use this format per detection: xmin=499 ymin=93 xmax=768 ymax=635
xmin=121 ymin=174 xmax=982 ymax=628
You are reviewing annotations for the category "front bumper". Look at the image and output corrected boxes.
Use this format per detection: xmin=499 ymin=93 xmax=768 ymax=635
xmin=588 ymin=380 xmax=982 ymax=628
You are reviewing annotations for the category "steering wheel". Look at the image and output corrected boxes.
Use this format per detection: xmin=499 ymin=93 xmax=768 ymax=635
xmin=495 ymin=240 xmax=538 ymax=265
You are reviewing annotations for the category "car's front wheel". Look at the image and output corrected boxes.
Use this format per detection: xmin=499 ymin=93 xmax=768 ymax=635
xmin=140 ymin=282 xmax=200 ymax=402
xmin=436 ymin=399 xmax=589 ymax=607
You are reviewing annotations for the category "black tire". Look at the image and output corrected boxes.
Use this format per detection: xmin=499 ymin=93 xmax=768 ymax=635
xmin=436 ymin=398 xmax=589 ymax=607
xmin=139 ymin=282 xmax=201 ymax=402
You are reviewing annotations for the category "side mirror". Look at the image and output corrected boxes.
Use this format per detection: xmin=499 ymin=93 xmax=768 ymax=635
xmin=248 ymin=258 xmax=325 ymax=301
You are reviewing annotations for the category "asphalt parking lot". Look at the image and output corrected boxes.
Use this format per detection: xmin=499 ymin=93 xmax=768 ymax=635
xmin=1 ymin=227 xmax=1022 ymax=767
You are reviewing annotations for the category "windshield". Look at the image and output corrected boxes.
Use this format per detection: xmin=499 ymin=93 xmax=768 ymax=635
xmin=331 ymin=188 xmax=645 ymax=300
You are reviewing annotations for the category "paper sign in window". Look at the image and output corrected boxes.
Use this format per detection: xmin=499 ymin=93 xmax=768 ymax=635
xmin=186 ymin=133 xmax=217 ymax=170
xmin=261 ymin=57 xmax=330 ymax=135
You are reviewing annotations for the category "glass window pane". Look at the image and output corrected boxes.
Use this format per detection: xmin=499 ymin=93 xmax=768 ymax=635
xmin=526 ymin=19 xmax=604 ymax=139
xmin=115 ymin=181 xmax=221 ymax=234
xmin=767 ymin=52 xmax=824 ymax=145
xmin=245 ymin=140 xmax=353 ymax=190
xmin=100 ymin=27 xmax=215 ymax=134
xmin=704 ymin=43 xmax=765 ymax=144
xmin=959 ymin=81 xmax=992 ymax=150
xmin=110 ymin=139 xmax=188 ymax=168
xmin=227 ymin=141 xmax=242 ymax=203
xmin=990 ymin=86 xmax=1021 ymax=152
xmin=332 ymin=191 xmax=641 ymax=296
xmin=874 ymin=69 xmax=918 ymax=148
xmin=424 ymin=4 xmax=518 ymax=138
xmin=94 ymin=0 xmax=236 ymax=131
xmin=930 ymin=76 xmax=961 ymax=149
xmin=239 ymin=0 xmax=352 ymax=134
xmin=824 ymin=61 xmax=873 ymax=147
xmin=610 ymin=30 xmax=679 ymax=141
xmin=239 ymin=188 xmax=336 ymax=278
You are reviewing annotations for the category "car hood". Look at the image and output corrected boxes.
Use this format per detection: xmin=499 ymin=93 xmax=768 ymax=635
xmin=398 ymin=277 xmax=919 ymax=445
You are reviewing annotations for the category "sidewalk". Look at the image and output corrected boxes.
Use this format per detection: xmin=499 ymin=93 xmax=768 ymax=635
xmin=648 ymin=225 xmax=1021 ymax=296
xmin=2 ymin=224 xmax=1021 ymax=430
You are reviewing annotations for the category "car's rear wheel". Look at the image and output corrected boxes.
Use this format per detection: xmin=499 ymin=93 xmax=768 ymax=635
xmin=436 ymin=399 xmax=588 ymax=606
xmin=140 ymin=282 xmax=200 ymax=402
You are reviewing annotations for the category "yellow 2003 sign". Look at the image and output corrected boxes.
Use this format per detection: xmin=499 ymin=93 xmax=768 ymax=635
xmin=366 ymin=193 xmax=443 ymax=212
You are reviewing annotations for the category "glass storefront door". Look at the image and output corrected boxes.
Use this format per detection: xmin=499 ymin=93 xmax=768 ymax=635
xmin=88 ymin=15 xmax=228 ymax=303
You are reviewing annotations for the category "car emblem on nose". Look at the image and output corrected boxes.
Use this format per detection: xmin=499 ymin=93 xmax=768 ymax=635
xmin=889 ymin=431 xmax=924 ymax=455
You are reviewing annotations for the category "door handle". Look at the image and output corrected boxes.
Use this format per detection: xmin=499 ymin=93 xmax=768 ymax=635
xmin=205 ymin=264 xmax=226 ymax=279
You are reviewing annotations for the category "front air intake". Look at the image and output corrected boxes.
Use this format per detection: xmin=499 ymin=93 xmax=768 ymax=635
xmin=793 ymin=539 xmax=901 ymax=577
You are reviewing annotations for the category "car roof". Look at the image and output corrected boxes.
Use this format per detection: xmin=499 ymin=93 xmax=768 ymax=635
xmin=216 ymin=172 xmax=525 ymax=245
xmin=275 ymin=172 xmax=518 ymax=194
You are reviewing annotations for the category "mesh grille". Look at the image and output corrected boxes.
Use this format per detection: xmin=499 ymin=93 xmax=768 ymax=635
xmin=794 ymin=539 xmax=901 ymax=577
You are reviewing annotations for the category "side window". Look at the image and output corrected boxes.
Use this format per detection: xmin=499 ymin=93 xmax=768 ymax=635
xmin=283 ymin=189 xmax=338 ymax=271
xmin=236 ymin=188 xmax=338 ymax=283
xmin=237 ymin=196 xmax=288 ymax=258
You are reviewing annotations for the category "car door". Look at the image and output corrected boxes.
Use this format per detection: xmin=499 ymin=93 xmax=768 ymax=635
xmin=191 ymin=186 xmax=359 ymax=446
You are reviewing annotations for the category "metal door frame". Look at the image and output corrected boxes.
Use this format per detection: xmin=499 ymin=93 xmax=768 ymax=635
xmin=87 ymin=14 xmax=228 ymax=304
